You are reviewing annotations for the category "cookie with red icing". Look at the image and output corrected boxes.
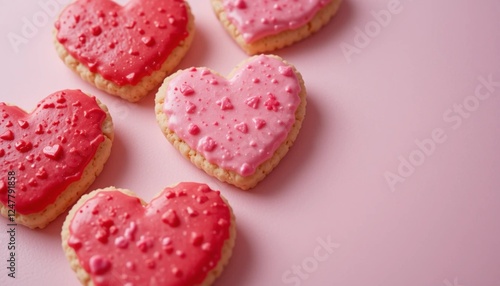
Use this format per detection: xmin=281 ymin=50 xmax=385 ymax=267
xmin=155 ymin=55 xmax=306 ymax=190
xmin=61 ymin=182 xmax=236 ymax=286
xmin=0 ymin=90 xmax=113 ymax=229
xmin=211 ymin=0 xmax=343 ymax=54
xmin=54 ymin=0 xmax=195 ymax=102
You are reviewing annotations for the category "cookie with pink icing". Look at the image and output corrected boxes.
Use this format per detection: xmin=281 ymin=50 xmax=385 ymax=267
xmin=155 ymin=55 xmax=306 ymax=190
xmin=211 ymin=0 xmax=343 ymax=54
xmin=61 ymin=182 xmax=236 ymax=286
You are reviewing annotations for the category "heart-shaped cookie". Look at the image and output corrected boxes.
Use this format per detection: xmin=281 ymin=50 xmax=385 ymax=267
xmin=0 ymin=90 xmax=113 ymax=229
xmin=155 ymin=55 xmax=306 ymax=190
xmin=54 ymin=0 xmax=195 ymax=102
xmin=62 ymin=182 xmax=236 ymax=286
xmin=211 ymin=0 xmax=343 ymax=54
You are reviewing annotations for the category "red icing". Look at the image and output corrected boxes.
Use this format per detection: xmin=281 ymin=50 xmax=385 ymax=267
xmin=68 ymin=183 xmax=232 ymax=286
xmin=0 ymin=90 xmax=106 ymax=214
xmin=55 ymin=0 xmax=190 ymax=86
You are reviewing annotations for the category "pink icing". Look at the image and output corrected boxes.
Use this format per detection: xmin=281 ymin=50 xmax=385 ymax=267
xmin=163 ymin=55 xmax=301 ymax=177
xmin=221 ymin=0 xmax=333 ymax=42
xmin=68 ymin=183 xmax=232 ymax=286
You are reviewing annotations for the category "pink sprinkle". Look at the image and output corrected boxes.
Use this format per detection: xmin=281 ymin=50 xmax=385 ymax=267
xmin=172 ymin=267 xmax=183 ymax=277
xmin=43 ymin=144 xmax=63 ymax=160
xmin=240 ymin=163 xmax=253 ymax=176
xmin=191 ymin=232 xmax=204 ymax=246
xmin=124 ymin=222 xmax=137 ymax=241
xmin=36 ymin=167 xmax=48 ymax=179
xmin=91 ymin=25 xmax=102 ymax=36
xmin=180 ymin=83 xmax=195 ymax=96
xmin=15 ymin=140 xmax=33 ymax=153
xmin=0 ymin=130 xmax=14 ymax=140
xmin=162 ymin=209 xmax=180 ymax=227
xmin=201 ymin=242 xmax=212 ymax=252
xmin=17 ymin=120 xmax=29 ymax=129
xmin=234 ymin=122 xmax=248 ymax=134
xmin=188 ymin=124 xmax=200 ymax=135
xmin=245 ymin=96 xmax=260 ymax=109
xmin=197 ymin=185 xmax=211 ymax=193
xmin=185 ymin=102 xmax=196 ymax=114
xmin=235 ymin=0 xmax=247 ymax=9
xmin=126 ymin=73 xmax=136 ymax=81
xmin=218 ymin=218 xmax=229 ymax=227
xmin=187 ymin=206 xmax=198 ymax=217
xmin=141 ymin=36 xmax=155 ymax=46
xmin=216 ymin=97 xmax=233 ymax=110
xmin=253 ymin=118 xmax=266 ymax=130
xmin=264 ymin=93 xmax=281 ymax=111
xmin=198 ymin=136 xmax=217 ymax=152
xmin=89 ymin=255 xmax=111 ymax=275
xmin=68 ymin=236 xmax=82 ymax=250
xmin=279 ymin=66 xmax=294 ymax=77
xmin=197 ymin=195 xmax=209 ymax=204
xmin=115 ymin=236 xmax=128 ymax=249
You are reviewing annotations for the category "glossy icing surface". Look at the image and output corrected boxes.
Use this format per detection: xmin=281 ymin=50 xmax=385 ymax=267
xmin=0 ymin=90 xmax=106 ymax=214
xmin=221 ymin=0 xmax=332 ymax=42
xmin=68 ymin=183 xmax=232 ymax=286
xmin=163 ymin=55 xmax=301 ymax=176
xmin=55 ymin=0 xmax=189 ymax=86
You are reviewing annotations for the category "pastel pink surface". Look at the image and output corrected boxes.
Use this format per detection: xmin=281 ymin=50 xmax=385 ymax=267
xmin=163 ymin=55 xmax=301 ymax=176
xmin=1 ymin=1 xmax=500 ymax=286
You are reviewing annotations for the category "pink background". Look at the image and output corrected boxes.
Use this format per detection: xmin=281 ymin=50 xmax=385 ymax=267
xmin=1 ymin=0 xmax=500 ymax=285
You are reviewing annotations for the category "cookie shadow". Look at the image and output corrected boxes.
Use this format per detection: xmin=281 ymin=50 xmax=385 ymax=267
xmin=278 ymin=0 xmax=354 ymax=56
xmin=252 ymin=96 xmax=327 ymax=196
xmin=177 ymin=24 xmax=210 ymax=69
xmin=92 ymin=131 xmax=128 ymax=188
xmin=135 ymin=24 xmax=210 ymax=105
xmin=214 ymin=227 xmax=253 ymax=285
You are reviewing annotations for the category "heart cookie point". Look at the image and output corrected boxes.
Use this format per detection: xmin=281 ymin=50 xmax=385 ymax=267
xmin=156 ymin=54 xmax=307 ymax=190
xmin=62 ymin=183 xmax=236 ymax=286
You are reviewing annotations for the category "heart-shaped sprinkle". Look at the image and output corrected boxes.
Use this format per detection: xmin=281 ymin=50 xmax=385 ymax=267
xmin=55 ymin=0 xmax=190 ymax=86
xmin=0 ymin=90 xmax=109 ymax=215
xmin=43 ymin=144 xmax=63 ymax=160
xmin=63 ymin=183 xmax=235 ymax=286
